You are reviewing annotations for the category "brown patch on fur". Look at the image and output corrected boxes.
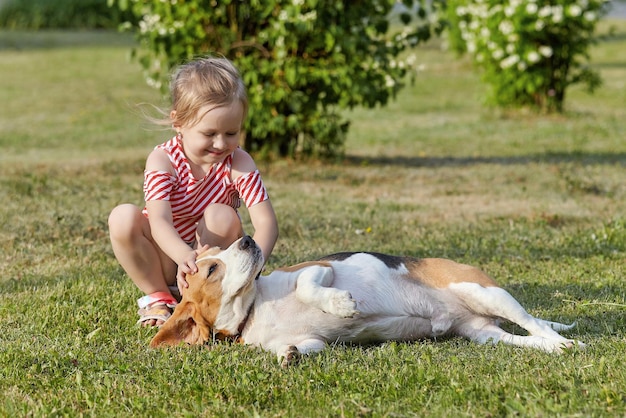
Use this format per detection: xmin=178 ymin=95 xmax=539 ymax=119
xmin=276 ymin=260 xmax=332 ymax=273
xmin=404 ymin=258 xmax=499 ymax=288
xmin=150 ymin=258 xmax=225 ymax=347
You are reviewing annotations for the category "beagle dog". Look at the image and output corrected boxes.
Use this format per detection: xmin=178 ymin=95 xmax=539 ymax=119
xmin=151 ymin=236 xmax=584 ymax=367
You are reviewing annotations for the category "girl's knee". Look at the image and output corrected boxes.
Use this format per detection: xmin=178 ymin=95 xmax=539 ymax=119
xmin=108 ymin=204 xmax=144 ymax=238
xmin=203 ymin=204 xmax=240 ymax=229
xmin=198 ymin=204 xmax=242 ymax=244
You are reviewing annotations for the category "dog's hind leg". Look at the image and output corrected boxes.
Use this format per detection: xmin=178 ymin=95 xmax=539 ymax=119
xmin=295 ymin=265 xmax=358 ymax=317
xmin=450 ymin=283 xmax=581 ymax=342
xmin=456 ymin=317 xmax=583 ymax=353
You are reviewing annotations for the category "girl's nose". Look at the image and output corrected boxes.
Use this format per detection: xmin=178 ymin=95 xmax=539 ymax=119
xmin=213 ymin=134 xmax=226 ymax=148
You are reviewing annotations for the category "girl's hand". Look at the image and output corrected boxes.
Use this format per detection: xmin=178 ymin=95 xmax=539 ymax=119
xmin=176 ymin=244 xmax=211 ymax=294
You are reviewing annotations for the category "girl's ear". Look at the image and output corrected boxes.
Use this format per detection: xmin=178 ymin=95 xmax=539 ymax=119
xmin=170 ymin=110 xmax=181 ymax=131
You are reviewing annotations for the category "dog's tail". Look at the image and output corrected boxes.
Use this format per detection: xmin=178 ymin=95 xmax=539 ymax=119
xmin=542 ymin=320 xmax=577 ymax=332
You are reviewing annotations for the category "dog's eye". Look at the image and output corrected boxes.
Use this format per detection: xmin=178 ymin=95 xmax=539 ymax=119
xmin=207 ymin=263 xmax=218 ymax=276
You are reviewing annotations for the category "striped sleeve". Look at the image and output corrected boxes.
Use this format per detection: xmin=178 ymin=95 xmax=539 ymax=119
xmin=234 ymin=169 xmax=269 ymax=207
xmin=144 ymin=170 xmax=175 ymax=201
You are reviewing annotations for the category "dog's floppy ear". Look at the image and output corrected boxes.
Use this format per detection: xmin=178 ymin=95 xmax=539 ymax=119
xmin=150 ymin=301 xmax=211 ymax=347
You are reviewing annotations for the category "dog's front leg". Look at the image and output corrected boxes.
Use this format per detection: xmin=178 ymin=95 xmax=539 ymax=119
xmin=279 ymin=345 xmax=300 ymax=368
xmin=294 ymin=265 xmax=358 ymax=317
xmin=278 ymin=339 xmax=327 ymax=367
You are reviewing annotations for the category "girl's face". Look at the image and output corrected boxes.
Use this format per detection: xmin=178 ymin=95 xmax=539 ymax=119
xmin=174 ymin=101 xmax=244 ymax=167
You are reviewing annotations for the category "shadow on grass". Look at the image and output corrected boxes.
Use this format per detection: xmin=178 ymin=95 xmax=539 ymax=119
xmin=593 ymin=61 xmax=626 ymax=69
xmin=505 ymin=281 xmax=626 ymax=340
xmin=346 ymin=151 xmax=626 ymax=168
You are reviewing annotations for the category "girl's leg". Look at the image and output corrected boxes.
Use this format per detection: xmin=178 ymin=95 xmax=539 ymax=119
xmin=196 ymin=203 xmax=244 ymax=250
xmin=108 ymin=204 xmax=177 ymax=326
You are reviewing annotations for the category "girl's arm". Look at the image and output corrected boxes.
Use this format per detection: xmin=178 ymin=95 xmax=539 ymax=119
xmin=247 ymin=199 xmax=278 ymax=262
xmin=144 ymin=149 xmax=201 ymax=274
xmin=145 ymin=200 xmax=195 ymax=265
xmin=232 ymin=148 xmax=279 ymax=261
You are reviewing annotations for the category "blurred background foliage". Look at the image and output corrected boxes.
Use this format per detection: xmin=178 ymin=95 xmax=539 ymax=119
xmin=107 ymin=0 xmax=437 ymax=159
xmin=0 ymin=0 xmax=137 ymax=29
xmin=2 ymin=0 xmax=622 ymax=159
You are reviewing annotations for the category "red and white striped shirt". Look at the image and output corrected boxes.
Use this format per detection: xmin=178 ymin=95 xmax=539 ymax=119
xmin=142 ymin=136 xmax=269 ymax=243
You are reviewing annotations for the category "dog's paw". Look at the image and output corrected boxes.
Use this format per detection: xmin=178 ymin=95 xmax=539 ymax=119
xmin=562 ymin=340 xmax=586 ymax=351
xmin=280 ymin=345 xmax=300 ymax=368
xmin=326 ymin=290 xmax=358 ymax=318
xmin=548 ymin=339 xmax=586 ymax=353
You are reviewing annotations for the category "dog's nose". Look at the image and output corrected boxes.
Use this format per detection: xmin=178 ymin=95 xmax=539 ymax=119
xmin=239 ymin=235 xmax=254 ymax=250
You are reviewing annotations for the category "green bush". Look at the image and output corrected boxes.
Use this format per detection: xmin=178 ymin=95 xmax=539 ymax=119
xmin=110 ymin=0 xmax=439 ymax=159
xmin=0 ymin=0 xmax=135 ymax=30
xmin=444 ymin=0 xmax=608 ymax=112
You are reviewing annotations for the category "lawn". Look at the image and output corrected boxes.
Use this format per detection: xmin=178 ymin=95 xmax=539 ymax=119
xmin=0 ymin=20 xmax=625 ymax=417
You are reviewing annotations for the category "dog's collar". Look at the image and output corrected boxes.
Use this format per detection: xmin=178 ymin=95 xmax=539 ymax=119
xmin=236 ymin=302 xmax=253 ymax=337
xmin=211 ymin=302 xmax=254 ymax=343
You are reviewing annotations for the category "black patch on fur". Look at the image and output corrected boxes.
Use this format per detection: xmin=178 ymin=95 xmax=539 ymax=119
xmin=318 ymin=252 xmax=407 ymax=269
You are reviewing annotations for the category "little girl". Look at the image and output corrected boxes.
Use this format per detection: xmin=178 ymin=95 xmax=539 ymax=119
xmin=108 ymin=57 xmax=278 ymax=327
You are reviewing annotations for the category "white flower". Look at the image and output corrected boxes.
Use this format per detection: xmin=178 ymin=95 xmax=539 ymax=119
xmin=499 ymin=20 xmax=514 ymax=35
xmin=568 ymin=4 xmax=583 ymax=17
xmin=527 ymin=51 xmax=541 ymax=63
xmin=490 ymin=5 xmax=503 ymax=15
xmin=538 ymin=6 xmax=552 ymax=17
xmin=517 ymin=61 xmax=527 ymax=71
xmin=492 ymin=49 xmax=504 ymax=60
xmin=584 ymin=11 xmax=597 ymax=21
xmin=506 ymin=43 xmax=516 ymax=54
xmin=385 ymin=75 xmax=396 ymax=88
xmin=146 ymin=77 xmax=162 ymax=89
xmin=500 ymin=54 xmax=520 ymax=69
xmin=526 ymin=3 xmax=538 ymax=14
xmin=539 ymin=45 xmax=553 ymax=57
xmin=535 ymin=20 xmax=545 ymax=31
xmin=300 ymin=11 xmax=317 ymax=22
xmin=552 ymin=5 xmax=564 ymax=22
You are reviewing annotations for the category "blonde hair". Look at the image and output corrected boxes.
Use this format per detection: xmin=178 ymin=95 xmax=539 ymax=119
xmin=152 ymin=57 xmax=248 ymax=129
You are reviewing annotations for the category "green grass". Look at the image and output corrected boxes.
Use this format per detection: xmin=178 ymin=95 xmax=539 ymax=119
xmin=1 ymin=23 xmax=625 ymax=416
